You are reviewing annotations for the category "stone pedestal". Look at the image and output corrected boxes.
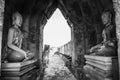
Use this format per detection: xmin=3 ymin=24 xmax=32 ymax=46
xmin=84 ymin=55 xmax=118 ymax=80
xmin=1 ymin=59 xmax=39 ymax=80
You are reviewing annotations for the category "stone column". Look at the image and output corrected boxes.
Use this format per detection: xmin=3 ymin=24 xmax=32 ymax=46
xmin=113 ymin=0 xmax=120 ymax=77
xmin=67 ymin=19 xmax=76 ymax=66
xmin=73 ymin=23 xmax=85 ymax=67
xmin=29 ymin=14 xmax=38 ymax=58
xmin=38 ymin=14 xmax=47 ymax=66
xmin=71 ymin=26 xmax=76 ymax=66
xmin=0 ymin=0 xmax=4 ymax=75
xmin=39 ymin=24 xmax=44 ymax=61
xmin=22 ymin=15 xmax=30 ymax=50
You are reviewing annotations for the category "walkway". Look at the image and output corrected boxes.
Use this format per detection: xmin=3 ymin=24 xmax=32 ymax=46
xmin=43 ymin=51 xmax=77 ymax=80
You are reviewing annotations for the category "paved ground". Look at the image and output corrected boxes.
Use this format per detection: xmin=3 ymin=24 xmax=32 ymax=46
xmin=43 ymin=51 xmax=77 ymax=80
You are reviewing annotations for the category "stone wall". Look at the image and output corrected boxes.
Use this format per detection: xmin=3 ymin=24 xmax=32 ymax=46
xmin=0 ymin=0 xmax=4 ymax=75
xmin=113 ymin=0 xmax=120 ymax=78
xmin=58 ymin=41 xmax=73 ymax=56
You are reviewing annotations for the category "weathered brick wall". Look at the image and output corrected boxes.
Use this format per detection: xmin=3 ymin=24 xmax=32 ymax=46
xmin=113 ymin=0 xmax=120 ymax=78
xmin=59 ymin=41 xmax=73 ymax=56
xmin=0 ymin=0 xmax=4 ymax=75
xmin=22 ymin=13 xmax=43 ymax=59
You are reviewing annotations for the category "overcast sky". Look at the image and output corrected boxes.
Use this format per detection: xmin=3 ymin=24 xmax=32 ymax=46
xmin=43 ymin=8 xmax=71 ymax=47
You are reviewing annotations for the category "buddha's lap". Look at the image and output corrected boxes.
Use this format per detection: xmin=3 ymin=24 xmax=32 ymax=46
xmin=92 ymin=46 xmax=117 ymax=56
xmin=7 ymin=51 xmax=25 ymax=62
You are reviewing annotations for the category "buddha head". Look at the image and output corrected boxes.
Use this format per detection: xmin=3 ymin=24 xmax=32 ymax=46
xmin=12 ymin=12 xmax=22 ymax=27
xmin=101 ymin=10 xmax=112 ymax=26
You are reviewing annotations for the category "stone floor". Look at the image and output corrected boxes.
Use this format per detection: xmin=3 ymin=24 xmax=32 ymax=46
xmin=42 ymin=51 xmax=77 ymax=80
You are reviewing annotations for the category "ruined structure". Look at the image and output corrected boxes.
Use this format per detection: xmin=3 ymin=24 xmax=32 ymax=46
xmin=0 ymin=0 xmax=120 ymax=80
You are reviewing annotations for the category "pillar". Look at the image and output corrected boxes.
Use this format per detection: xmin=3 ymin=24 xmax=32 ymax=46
xmin=0 ymin=0 xmax=4 ymax=75
xmin=71 ymin=26 xmax=76 ymax=66
xmin=113 ymin=0 xmax=120 ymax=77
xmin=22 ymin=15 xmax=30 ymax=50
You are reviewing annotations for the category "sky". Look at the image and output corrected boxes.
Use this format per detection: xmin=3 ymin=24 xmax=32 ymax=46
xmin=43 ymin=8 xmax=71 ymax=47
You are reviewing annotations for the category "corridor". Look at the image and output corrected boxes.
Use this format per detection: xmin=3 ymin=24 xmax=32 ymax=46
xmin=1 ymin=0 xmax=119 ymax=80
xmin=42 ymin=50 xmax=77 ymax=80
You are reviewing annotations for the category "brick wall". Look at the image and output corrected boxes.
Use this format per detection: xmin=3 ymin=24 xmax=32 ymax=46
xmin=113 ymin=0 xmax=120 ymax=78
xmin=0 ymin=0 xmax=4 ymax=75
xmin=58 ymin=41 xmax=73 ymax=57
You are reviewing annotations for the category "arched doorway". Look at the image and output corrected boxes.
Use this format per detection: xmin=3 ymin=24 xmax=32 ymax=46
xmin=43 ymin=8 xmax=71 ymax=47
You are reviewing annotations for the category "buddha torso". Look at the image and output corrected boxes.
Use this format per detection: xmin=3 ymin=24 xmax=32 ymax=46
xmin=89 ymin=24 xmax=117 ymax=56
xmin=12 ymin=27 xmax=23 ymax=48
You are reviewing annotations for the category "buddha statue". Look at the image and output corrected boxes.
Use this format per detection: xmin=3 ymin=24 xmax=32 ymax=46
xmin=89 ymin=10 xmax=117 ymax=56
xmin=3 ymin=12 xmax=34 ymax=62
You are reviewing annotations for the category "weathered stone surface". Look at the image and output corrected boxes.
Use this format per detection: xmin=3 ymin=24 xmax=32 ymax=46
xmin=22 ymin=15 xmax=30 ymax=50
xmin=59 ymin=41 xmax=73 ymax=56
xmin=43 ymin=51 xmax=77 ymax=80
xmin=0 ymin=0 xmax=4 ymax=76
xmin=84 ymin=65 xmax=112 ymax=80
xmin=84 ymin=55 xmax=116 ymax=80
xmin=113 ymin=0 xmax=120 ymax=78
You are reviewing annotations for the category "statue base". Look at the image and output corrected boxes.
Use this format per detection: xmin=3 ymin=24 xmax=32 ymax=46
xmin=1 ymin=59 xmax=39 ymax=80
xmin=84 ymin=55 xmax=118 ymax=80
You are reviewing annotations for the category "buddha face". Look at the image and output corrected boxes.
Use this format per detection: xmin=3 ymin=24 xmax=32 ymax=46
xmin=13 ymin=12 xmax=22 ymax=27
xmin=101 ymin=12 xmax=111 ymax=25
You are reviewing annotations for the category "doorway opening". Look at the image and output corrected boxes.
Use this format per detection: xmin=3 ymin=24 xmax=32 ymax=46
xmin=43 ymin=8 xmax=71 ymax=48
xmin=42 ymin=8 xmax=76 ymax=80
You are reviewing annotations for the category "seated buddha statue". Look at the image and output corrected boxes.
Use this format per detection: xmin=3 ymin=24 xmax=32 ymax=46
xmin=89 ymin=10 xmax=117 ymax=56
xmin=2 ymin=12 xmax=34 ymax=62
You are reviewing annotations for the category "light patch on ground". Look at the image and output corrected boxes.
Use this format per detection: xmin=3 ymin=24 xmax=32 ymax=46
xmin=43 ymin=51 xmax=77 ymax=80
